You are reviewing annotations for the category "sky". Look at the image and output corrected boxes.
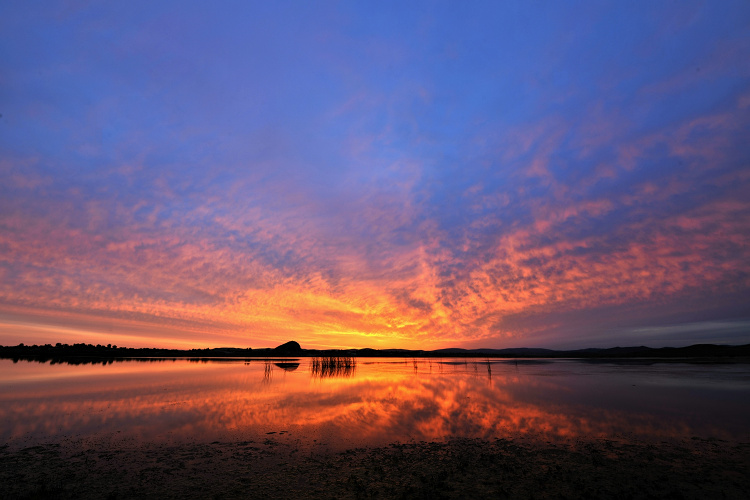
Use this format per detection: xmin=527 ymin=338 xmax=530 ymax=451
xmin=1 ymin=1 xmax=749 ymax=350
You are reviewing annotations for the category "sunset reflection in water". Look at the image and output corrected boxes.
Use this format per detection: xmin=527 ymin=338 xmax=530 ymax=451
xmin=1 ymin=358 xmax=749 ymax=450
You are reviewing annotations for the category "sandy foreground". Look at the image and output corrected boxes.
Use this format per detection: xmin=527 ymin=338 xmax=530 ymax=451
xmin=2 ymin=436 xmax=749 ymax=499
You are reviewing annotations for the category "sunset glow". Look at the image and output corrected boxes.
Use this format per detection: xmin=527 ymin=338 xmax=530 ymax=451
xmin=1 ymin=2 xmax=749 ymax=349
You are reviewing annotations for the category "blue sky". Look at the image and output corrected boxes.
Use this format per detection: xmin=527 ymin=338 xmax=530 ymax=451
xmin=1 ymin=1 xmax=749 ymax=349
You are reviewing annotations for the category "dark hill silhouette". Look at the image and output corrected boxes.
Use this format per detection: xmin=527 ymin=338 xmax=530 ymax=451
xmin=272 ymin=341 xmax=302 ymax=356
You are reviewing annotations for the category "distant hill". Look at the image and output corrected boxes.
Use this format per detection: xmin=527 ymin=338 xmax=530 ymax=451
xmin=1 ymin=341 xmax=749 ymax=361
xmin=272 ymin=341 xmax=303 ymax=356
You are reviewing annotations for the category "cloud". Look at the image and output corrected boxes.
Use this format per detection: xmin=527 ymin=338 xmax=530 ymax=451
xmin=1 ymin=1 xmax=749 ymax=348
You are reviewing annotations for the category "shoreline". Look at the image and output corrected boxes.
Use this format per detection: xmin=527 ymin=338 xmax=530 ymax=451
xmin=3 ymin=341 xmax=749 ymax=362
xmin=3 ymin=436 xmax=749 ymax=499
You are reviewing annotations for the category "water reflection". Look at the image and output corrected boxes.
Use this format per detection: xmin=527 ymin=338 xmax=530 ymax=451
xmin=1 ymin=358 xmax=748 ymax=450
xmin=6 ymin=356 xmax=180 ymax=366
xmin=263 ymin=361 xmax=273 ymax=384
xmin=274 ymin=362 xmax=300 ymax=371
xmin=4 ymin=356 xmax=305 ymax=366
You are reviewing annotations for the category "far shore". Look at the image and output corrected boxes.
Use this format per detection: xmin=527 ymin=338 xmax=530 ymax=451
xmin=2 ymin=340 xmax=749 ymax=362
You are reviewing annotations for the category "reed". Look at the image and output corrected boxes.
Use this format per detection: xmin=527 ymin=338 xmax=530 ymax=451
xmin=310 ymin=356 xmax=356 ymax=378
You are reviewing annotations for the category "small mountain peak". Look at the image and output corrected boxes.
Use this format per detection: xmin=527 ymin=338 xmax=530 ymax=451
xmin=273 ymin=341 xmax=302 ymax=354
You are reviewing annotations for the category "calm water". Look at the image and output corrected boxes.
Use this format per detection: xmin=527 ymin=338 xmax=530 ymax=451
xmin=1 ymin=358 xmax=749 ymax=451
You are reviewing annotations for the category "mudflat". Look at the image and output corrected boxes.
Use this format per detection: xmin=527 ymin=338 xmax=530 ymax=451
xmin=2 ymin=436 xmax=748 ymax=499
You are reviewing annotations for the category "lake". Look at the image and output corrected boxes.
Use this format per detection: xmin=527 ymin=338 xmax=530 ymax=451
xmin=2 ymin=357 xmax=749 ymax=452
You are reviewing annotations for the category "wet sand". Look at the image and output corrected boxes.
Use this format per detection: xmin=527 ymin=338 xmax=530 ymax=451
xmin=2 ymin=436 xmax=749 ymax=499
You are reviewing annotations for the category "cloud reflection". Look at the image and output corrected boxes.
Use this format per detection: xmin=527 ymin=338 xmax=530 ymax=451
xmin=2 ymin=359 xmax=746 ymax=450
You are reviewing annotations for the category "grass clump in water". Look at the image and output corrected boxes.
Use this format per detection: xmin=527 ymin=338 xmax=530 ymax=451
xmin=310 ymin=356 xmax=356 ymax=378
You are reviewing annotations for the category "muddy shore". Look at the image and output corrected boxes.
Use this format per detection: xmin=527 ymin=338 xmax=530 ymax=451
xmin=2 ymin=436 xmax=749 ymax=499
